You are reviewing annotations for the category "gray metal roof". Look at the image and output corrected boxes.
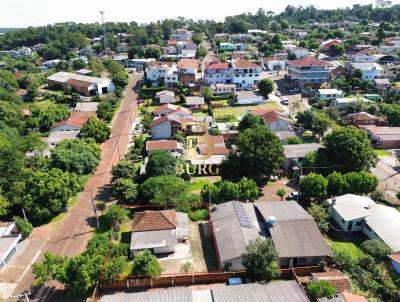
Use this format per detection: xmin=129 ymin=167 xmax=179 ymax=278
xmin=130 ymin=229 xmax=176 ymax=250
xmin=47 ymin=131 xmax=80 ymax=144
xmin=256 ymin=202 xmax=331 ymax=258
xmin=211 ymin=281 xmax=310 ymax=302
xmin=210 ymin=202 xmax=264 ymax=263
xmin=283 ymin=143 xmax=322 ymax=159
xmin=101 ymin=281 xmax=309 ymax=302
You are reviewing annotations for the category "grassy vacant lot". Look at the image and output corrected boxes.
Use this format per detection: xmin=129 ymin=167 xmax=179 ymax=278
xmin=190 ymin=176 xmax=222 ymax=193
xmin=212 ymin=101 xmax=281 ymax=120
xmin=374 ymin=149 xmax=389 ymax=157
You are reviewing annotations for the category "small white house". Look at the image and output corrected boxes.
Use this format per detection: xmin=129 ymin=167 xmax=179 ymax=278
xmin=317 ymin=89 xmax=344 ymax=101
xmin=289 ymin=47 xmax=309 ymax=59
xmin=156 ymin=90 xmax=176 ymax=104
xmin=332 ymin=97 xmax=371 ymax=110
xmin=235 ymin=91 xmax=264 ymax=105
xmin=328 ymin=194 xmax=400 ymax=252
xmin=349 ymin=63 xmax=384 ymax=81
xmin=130 ymin=210 xmax=189 ymax=255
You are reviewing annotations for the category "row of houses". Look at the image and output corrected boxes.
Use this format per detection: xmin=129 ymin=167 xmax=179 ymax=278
xmin=146 ymin=59 xmax=262 ymax=90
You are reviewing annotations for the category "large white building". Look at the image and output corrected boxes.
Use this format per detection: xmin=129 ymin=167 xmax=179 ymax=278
xmin=231 ymin=60 xmax=262 ymax=89
xmin=47 ymin=72 xmax=115 ymax=96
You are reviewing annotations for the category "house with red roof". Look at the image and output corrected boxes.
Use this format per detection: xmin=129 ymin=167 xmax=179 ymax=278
xmin=231 ymin=60 xmax=262 ymax=89
xmin=286 ymin=57 xmax=330 ymax=88
xmin=50 ymin=112 xmax=95 ymax=132
xmin=204 ymin=59 xmax=233 ymax=85
xmin=250 ymin=109 xmax=293 ymax=132
xmin=153 ymin=103 xmax=192 ymax=118
xmin=178 ymin=59 xmax=199 ymax=87
xmin=320 ymin=39 xmax=343 ymax=52
xmin=130 ymin=210 xmax=189 ymax=255
xmin=150 ymin=114 xmax=206 ymax=140
xmin=196 ymin=135 xmax=228 ymax=156
xmin=145 ymin=140 xmax=183 ymax=155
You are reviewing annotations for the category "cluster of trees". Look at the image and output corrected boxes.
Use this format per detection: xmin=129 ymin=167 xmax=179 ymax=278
xmin=200 ymin=178 xmax=260 ymax=203
xmin=220 ymin=125 xmax=284 ymax=179
xmin=303 ymin=126 xmax=377 ymax=174
xmin=300 ymin=171 xmax=378 ymax=202
xmin=296 ymin=110 xmax=332 ymax=138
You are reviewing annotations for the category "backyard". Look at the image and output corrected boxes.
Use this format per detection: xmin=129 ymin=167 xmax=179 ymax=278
xmin=212 ymin=101 xmax=281 ymax=121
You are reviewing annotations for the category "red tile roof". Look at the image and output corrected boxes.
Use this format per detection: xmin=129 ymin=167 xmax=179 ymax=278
xmin=205 ymin=61 xmax=230 ymax=70
xmin=233 ymin=60 xmax=261 ymax=69
xmin=52 ymin=112 xmax=94 ymax=129
xmin=288 ymin=57 xmax=330 ymax=68
xmin=341 ymin=292 xmax=368 ymax=302
xmin=148 ymin=61 xmax=175 ymax=69
xmin=153 ymin=103 xmax=191 ymax=115
xmin=251 ymin=109 xmax=292 ymax=125
xmin=146 ymin=140 xmax=178 ymax=151
xmin=132 ymin=210 xmax=176 ymax=232
xmin=197 ymin=135 xmax=228 ymax=155
xmin=178 ymin=59 xmax=198 ymax=69
xmin=150 ymin=115 xmax=193 ymax=128
xmin=388 ymin=253 xmax=400 ymax=263
xmin=312 ymin=271 xmax=352 ymax=293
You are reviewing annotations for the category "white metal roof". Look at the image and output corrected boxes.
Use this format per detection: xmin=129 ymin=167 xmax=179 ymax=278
xmin=47 ymin=71 xmax=109 ymax=85
xmin=328 ymin=194 xmax=375 ymax=221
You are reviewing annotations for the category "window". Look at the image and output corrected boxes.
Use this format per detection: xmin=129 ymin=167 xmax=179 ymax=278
xmin=356 ymin=221 xmax=362 ymax=226
xmin=341 ymin=218 xmax=345 ymax=224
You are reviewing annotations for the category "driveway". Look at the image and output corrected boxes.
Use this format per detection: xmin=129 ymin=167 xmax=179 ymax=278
xmin=0 ymin=73 xmax=141 ymax=302
xmin=371 ymin=155 xmax=400 ymax=205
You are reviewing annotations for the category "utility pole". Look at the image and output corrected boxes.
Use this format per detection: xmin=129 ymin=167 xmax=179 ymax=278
xmin=99 ymin=11 xmax=108 ymax=52
xmin=89 ymin=190 xmax=100 ymax=229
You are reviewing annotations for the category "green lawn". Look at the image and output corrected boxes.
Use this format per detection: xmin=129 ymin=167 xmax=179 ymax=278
xmin=212 ymin=101 xmax=281 ymax=120
xmin=326 ymin=235 xmax=365 ymax=260
xmin=374 ymin=149 xmax=388 ymax=157
xmin=210 ymin=99 xmax=230 ymax=107
xmin=189 ymin=177 xmax=221 ymax=192
xmin=139 ymin=99 xmax=158 ymax=113
xmin=193 ymin=111 xmax=208 ymax=117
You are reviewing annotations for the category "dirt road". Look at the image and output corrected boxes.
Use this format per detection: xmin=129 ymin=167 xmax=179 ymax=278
xmin=0 ymin=73 xmax=140 ymax=301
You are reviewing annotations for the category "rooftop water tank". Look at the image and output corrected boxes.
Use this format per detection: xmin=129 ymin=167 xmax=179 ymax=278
xmin=267 ymin=215 xmax=277 ymax=226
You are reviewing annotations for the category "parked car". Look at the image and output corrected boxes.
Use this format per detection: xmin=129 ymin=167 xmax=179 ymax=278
xmin=288 ymin=191 xmax=300 ymax=200
xmin=290 ymin=87 xmax=300 ymax=93
xmin=281 ymin=98 xmax=289 ymax=105
xmin=275 ymin=90 xmax=281 ymax=97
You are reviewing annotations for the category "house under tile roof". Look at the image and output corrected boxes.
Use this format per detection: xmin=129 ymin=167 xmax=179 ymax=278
xmin=132 ymin=210 xmax=176 ymax=232
xmin=51 ymin=112 xmax=95 ymax=129
xmin=146 ymin=140 xmax=179 ymax=151
xmin=312 ymin=270 xmax=353 ymax=293
xmin=288 ymin=57 xmax=330 ymax=68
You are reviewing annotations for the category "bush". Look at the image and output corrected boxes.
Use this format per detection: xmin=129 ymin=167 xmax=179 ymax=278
xmin=215 ymin=115 xmax=236 ymax=123
xmin=306 ymin=280 xmax=337 ymax=300
xmin=370 ymin=190 xmax=385 ymax=203
xmin=14 ymin=216 xmax=33 ymax=238
xmin=361 ymin=240 xmax=393 ymax=261
xmin=188 ymin=209 xmax=208 ymax=221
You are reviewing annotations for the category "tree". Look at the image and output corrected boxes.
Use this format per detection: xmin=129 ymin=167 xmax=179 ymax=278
xmin=112 ymin=70 xmax=129 ymax=89
xmin=225 ymin=126 xmax=284 ymax=178
xmin=306 ymin=280 xmax=337 ymax=300
xmin=285 ymin=136 xmax=301 ymax=145
xmin=144 ymin=47 xmax=162 ymax=59
xmin=111 ymin=160 xmax=137 ymax=181
xmin=72 ymin=58 xmax=86 ymax=70
xmin=196 ymin=44 xmax=208 ymax=58
xmin=242 ymin=238 xmax=281 ymax=281
xmin=139 ymin=175 xmax=191 ymax=205
xmin=326 ymin=172 xmax=349 ymax=197
xmin=23 ymin=169 xmax=81 ymax=221
xmin=238 ymin=113 xmax=264 ymax=132
xmin=50 ymin=139 xmax=100 ymax=175
xmin=237 ymin=177 xmax=259 ymax=201
xmin=361 ymin=240 xmax=393 ymax=261
xmin=80 ymin=116 xmax=111 ymax=143
xmin=0 ymin=194 xmax=10 ymax=216
xmin=329 ymin=44 xmax=345 ymax=57
xmin=258 ymin=78 xmax=274 ymax=98
xmin=299 ymin=173 xmax=328 ymax=201
xmin=112 ymin=178 xmax=138 ymax=204
xmin=217 ymin=181 xmax=240 ymax=202
xmin=307 ymin=203 xmax=329 ymax=233
xmin=276 ymin=188 xmax=286 ymax=201
xmin=132 ymin=250 xmax=163 ymax=276
xmin=318 ymin=127 xmax=377 ymax=173
xmin=146 ymin=151 xmax=177 ymax=177
xmin=14 ymin=216 xmax=33 ymax=237
xmin=296 ymin=111 xmax=331 ymax=138
xmin=344 ymin=171 xmax=378 ymax=195
xmin=97 ymin=101 xmax=114 ymax=122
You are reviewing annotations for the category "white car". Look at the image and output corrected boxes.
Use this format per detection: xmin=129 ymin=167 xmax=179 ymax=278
xmin=290 ymin=87 xmax=300 ymax=93
xmin=275 ymin=91 xmax=281 ymax=97
xmin=288 ymin=191 xmax=300 ymax=200
xmin=281 ymin=98 xmax=289 ymax=105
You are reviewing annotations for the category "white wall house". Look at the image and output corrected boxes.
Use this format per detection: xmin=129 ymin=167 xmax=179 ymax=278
xmin=349 ymin=63 xmax=384 ymax=81
xmin=231 ymin=60 xmax=262 ymax=89
xmin=317 ymin=89 xmax=344 ymax=101
xmin=289 ymin=47 xmax=309 ymax=59
xmin=328 ymin=194 xmax=400 ymax=252
xmin=146 ymin=62 xmax=178 ymax=87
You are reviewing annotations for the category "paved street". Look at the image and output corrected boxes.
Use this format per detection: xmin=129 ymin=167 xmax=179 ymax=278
xmin=0 ymin=73 xmax=140 ymax=301
xmin=371 ymin=155 xmax=400 ymax=205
